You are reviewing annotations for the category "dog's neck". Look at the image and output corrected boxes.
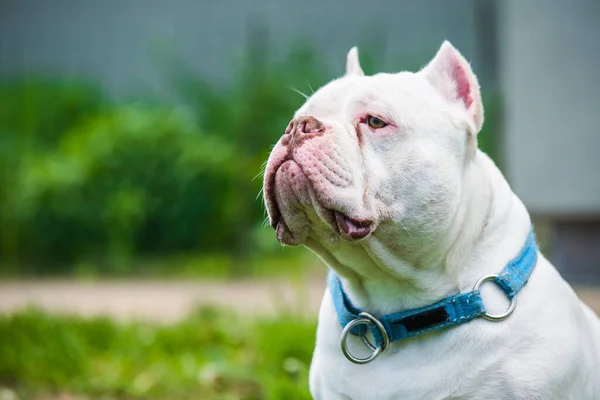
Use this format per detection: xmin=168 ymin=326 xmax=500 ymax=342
xmin=307 ymin=151 xmax=532 ymax=316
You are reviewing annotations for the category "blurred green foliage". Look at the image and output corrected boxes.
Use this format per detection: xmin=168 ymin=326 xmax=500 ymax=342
xmin=0 ymin=43 xmax=499 ymax=276
xmin=0 ymin=45 xmax=331 ymax=276
xmin=0 ymin=308 xmax=316 ymax=399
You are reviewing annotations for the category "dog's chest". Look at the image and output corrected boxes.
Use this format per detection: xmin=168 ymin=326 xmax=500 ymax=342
xmin=309 ymin=297 xmax=509 ymax=399
xmin=310 ymin=350 xmax=520 ymax=400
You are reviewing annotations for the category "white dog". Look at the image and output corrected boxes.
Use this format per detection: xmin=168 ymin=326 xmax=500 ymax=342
xmin=263 ymin=41 xmax=600 ymax=399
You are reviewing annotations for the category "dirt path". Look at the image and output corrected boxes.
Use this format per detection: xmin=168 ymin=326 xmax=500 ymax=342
xmin=1 ymin=278 xmax=599 ymax=322
xmin=0 ymin=277 xmax=327 ymax=322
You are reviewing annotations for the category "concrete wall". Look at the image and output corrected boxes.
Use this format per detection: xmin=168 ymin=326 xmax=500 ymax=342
xmin=499 ymin=0 xmax=600 ymax=281
xmin=499 ymin=0 xmax=600 ymax=215
xmin=0 ymin=0 xmax=483 ymax=97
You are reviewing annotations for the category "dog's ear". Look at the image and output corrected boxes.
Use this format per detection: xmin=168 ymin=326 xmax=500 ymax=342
xmin=421 ymin=41 xmax=484 ymax=134
xmin=345 ymin=47 xmax=364 ymax=77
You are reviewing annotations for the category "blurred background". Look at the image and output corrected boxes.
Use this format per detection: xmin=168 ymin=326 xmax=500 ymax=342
xmin=0 ymin=1 xmax=598 ymax=399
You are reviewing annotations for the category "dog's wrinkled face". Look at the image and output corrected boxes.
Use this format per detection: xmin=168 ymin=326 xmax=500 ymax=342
xmin=264 ymin=42 xmax=484 ymax=251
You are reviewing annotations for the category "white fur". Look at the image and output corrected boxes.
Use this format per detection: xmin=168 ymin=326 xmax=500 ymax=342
xmin=263 ymin=42 xmax=600 ymax=399
xmin=345 ymin=47 xmax=365 ymax=77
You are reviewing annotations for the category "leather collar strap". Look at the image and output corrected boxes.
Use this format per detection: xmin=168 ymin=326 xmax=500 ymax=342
xmin=329 ymin=228 xmax=538 ymax=361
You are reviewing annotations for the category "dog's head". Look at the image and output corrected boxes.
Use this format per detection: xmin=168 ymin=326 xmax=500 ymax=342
xmin=263 ymin=42 xmax=484 ymax=257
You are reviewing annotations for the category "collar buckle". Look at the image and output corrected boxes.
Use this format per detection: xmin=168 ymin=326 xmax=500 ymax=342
xmin=473 ymin=274 xmax=518 ymax=321
xmin=340 ymin=311 xmax=390 ymax=364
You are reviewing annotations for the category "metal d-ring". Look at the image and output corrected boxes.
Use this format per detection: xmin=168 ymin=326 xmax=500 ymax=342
xmin=473 ymin=275 xmax=517 ymax=321
xmin=340 ymin=312 xmax=390 ymax=365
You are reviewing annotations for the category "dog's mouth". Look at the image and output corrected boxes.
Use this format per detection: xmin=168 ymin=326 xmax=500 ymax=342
xmin=272 ymin=201 xmax=373 ymax=244
xmin=265 ymin=158 xmax=373 ymax=244
xmin=333 ymin=211 xmax=373 ymax=240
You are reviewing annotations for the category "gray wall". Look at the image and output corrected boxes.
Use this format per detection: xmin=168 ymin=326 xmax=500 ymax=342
xmin=0 ymin=0 xmax=483 ymax=97
xmin=499 ymin=0 xmax=600 ymax=215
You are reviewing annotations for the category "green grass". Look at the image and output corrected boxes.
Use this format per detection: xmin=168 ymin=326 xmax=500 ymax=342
xmin=2 ymin=250 xmax=323 ymax=281
xmin=116 ymin=250 xmax=322 ymax=281
xmin=0 ymin=308 xmax=317 ymax=400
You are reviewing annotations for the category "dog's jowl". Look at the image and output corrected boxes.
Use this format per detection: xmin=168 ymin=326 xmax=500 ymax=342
xmin=263 ymin=42 xmax=600 ymax=399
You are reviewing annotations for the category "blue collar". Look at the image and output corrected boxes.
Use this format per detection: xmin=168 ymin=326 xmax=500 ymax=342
xmin=329 ymin=228 xmax=539 ymax=364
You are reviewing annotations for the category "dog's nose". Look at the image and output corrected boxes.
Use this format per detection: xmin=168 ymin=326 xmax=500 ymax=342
xmin=285 ymin=116 xmax=324 ymax=137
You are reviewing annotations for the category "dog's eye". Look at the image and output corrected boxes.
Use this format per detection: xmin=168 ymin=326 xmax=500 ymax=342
xmin=367 ymin=115 xmax=387 ymax=129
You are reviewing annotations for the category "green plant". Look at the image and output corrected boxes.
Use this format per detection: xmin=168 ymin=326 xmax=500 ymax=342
xmin=0 ymin=78 xmax=107 ymax=269
xmin=0 ymin=44 xmax=334 ymax=276
xmin=6 ymin=104 xmax=236 ymax=271
xmin=0 ymin=308 xmax=316 ymax=400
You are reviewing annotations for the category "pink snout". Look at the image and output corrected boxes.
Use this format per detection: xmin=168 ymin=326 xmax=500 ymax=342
xmin=285 ymin=115 xmax=325 ymax=136
xmin=264 ymin=114 xmax=374 ymax=244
